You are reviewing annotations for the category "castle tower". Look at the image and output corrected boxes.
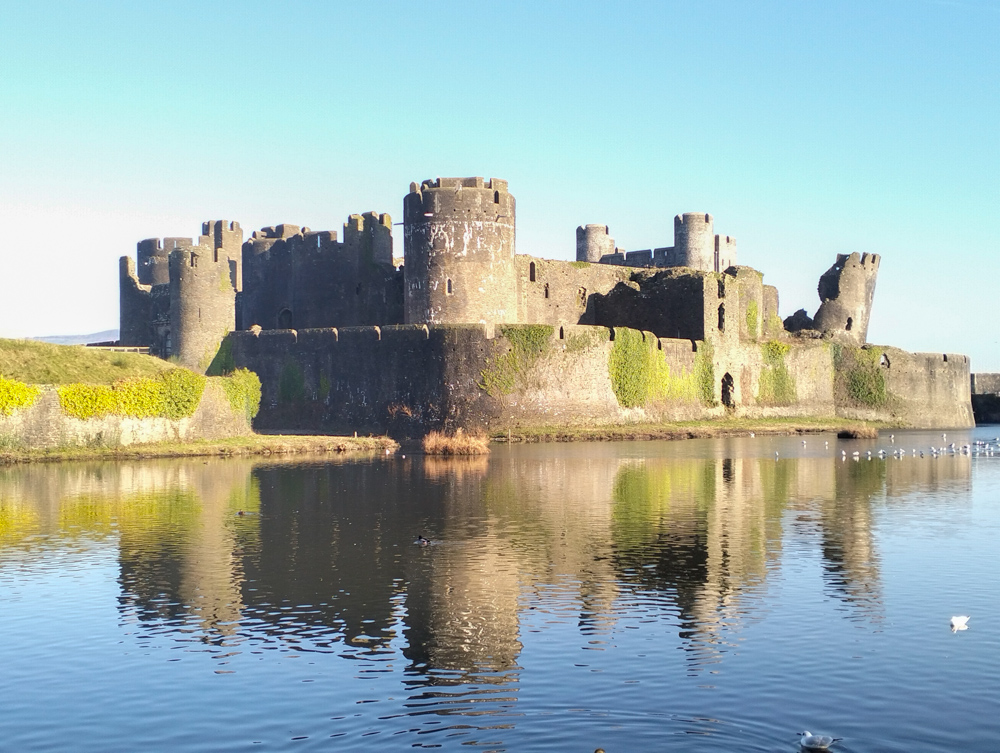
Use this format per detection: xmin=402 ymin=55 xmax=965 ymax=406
xmin=137 ymin=237 xmax=191 ymax=286
xmin=403 ymin=177 xmax=516 ymax=325
xmin=674 ymin=213 xmax=715 ymax=271
xmin=576 ymin=224 xmax=616 ymax=262
xmin=201 ymin=220 xmax=244 ymax=291
xmin=812 ymin=252 xmax=880 ymax=345
xmin=344 ymin=211 xmax=393 ymax=265
xmin=169 ymin=242 xmax=237 ymax=370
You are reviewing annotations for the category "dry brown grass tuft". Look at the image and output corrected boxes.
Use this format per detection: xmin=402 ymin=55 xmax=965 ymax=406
xmin=422 ymin=428 xmax=491 ymax=455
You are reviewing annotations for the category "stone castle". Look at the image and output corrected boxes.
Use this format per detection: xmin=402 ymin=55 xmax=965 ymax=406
xmin=120 ymin=177 xmax=973 ymax=432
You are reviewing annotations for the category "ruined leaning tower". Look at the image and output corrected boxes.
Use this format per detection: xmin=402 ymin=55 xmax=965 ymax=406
xmin=812 ymin=252 xmax=880 ymax=345
xmin=403 ymin=177 xmax=516 ymax=325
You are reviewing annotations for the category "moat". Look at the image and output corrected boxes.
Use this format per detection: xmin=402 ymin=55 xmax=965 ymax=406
xmin=1 ymin=432 xmax=998 ymax=752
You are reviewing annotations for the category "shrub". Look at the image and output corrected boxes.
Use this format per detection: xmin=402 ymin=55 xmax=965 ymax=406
xmin=221 ymin=369 xmax=262 ymax=421
xmin=56 ymin=369 xmax=206 ymax=420
xmin=0 ymin=376 xmax=42 ymax=416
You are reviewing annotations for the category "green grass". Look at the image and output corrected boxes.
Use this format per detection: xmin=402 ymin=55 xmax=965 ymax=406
xmin=490 ymin=416 xmax=893 ymax=443
xmin=0 ymin=338 xmax=172 ymax=385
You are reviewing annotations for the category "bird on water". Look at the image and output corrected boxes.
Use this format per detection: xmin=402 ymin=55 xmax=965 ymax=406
xmin=799 ymin=731 xmax=842 ymax=750
xmin=415 ymin=535 xmax=430 ymax=546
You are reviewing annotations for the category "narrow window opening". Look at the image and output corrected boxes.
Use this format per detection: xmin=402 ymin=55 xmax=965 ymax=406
xmin=278 ymin=309 xmax=293 ymax=329
xmin=718 ymin=303 xmax=726 ymax=332
xmin=717 ymin=279 xmax=725 ymax=298
xmin=446 ymin=278 xmax=453 ymax=294
xmin=544 ymin=283 xmax=549 ymax=299
xmin=846 ymin=317 xmax=853 ymax=331
xmin=559 ymin=326 xmax=564 ymax=339
xmin=189 ymin=254 xmax=197 ymax=268
xmin=494 ymin=190 xmax=500 ymax=204
xmin=943 ymin=354 xmax=948 ymax=362
xmin=529 ymin=262 xmax=536 ymax=282
xmin=721 ymin=372 xmax=735 ymax=408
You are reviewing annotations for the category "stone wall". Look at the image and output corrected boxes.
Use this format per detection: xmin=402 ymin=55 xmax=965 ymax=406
xmin=227 ymin=324 xmax=974 ymax=436
xmin=970 ymin=373 xmax=1000 ymax=424
xmin=0 ymin=379 xmax=252 ymax=449
xmin=240 ymin=215 xmax=402 ymax=332
xmin=516 ymin=256 xmax=631 ymax=328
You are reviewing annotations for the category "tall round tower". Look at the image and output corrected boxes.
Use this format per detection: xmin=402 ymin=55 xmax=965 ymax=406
xmin=673 ymin=212 xmax=715 ymax=271
xmin=576 ymin=224 xmax=615 ymax=262
xmin=403 ymin=177 xmax=516 ymax=325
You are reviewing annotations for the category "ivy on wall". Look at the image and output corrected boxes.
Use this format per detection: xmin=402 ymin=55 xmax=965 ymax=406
xmin=757 ymin=340 xmax=797 ymax=406
xmin=479 ymin=325 xmax=554 ymax=397
xmin=221 ymin=368 xmax=262 ymax=421
xmin=0 ymin=376 xmax=41 ymax=416
xmin=56 ymin=369 xmax=207 ymax=420
xmin=745 ymin=301 xmax=759 ymax=340
xmin=833 ymin=344 xmax=888 ymax=408
xmin=608 ymin=328 xmax=715 ymax=409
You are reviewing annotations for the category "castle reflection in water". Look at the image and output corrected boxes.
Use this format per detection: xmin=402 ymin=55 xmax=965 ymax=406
xmin=0 ymin=439 xmax=972 ymax=691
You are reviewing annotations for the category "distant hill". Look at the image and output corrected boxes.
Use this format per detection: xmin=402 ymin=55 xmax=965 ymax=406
xmin=30 ymin=329 xmax=119 ymax=346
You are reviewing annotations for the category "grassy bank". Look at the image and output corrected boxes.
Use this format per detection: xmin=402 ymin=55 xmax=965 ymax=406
xmin=490 ymin=417 xmax=891 ymax=443
xmin=0 ymin=434 xmax=398 ymax=465
xmin=0 ymin=338 xmax=172 ymax=384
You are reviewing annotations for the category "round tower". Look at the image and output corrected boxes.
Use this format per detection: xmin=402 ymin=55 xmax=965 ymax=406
xmin=403 ymin=177 xmax=516 ymax=325
xmin=138 ymin=237 xmax=191 ymax=286
xmin=576 ymin=224 xmax=615 ymax=262
xmin=673 ymin=212 xmax=715 ymax=271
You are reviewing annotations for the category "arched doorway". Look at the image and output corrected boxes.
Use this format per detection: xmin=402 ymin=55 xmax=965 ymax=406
xmin=721 ymin=372 xmax=735 ymax=408
xmin=277 ymin=308 xmax=293 ymax=329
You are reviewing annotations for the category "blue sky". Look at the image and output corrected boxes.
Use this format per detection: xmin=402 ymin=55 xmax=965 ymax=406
xmin=1 ymin=1 xmax=997 ymax=366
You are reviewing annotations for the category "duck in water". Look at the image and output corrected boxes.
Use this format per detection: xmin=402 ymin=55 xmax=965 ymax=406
xmin=415 ymin=535 xmax=430 ymax=546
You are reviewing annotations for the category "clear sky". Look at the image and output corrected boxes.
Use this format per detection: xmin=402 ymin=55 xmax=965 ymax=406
xmin=1 ymin=1 xmax=997 ymax=366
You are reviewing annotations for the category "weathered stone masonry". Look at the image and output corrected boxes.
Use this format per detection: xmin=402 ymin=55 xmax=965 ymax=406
xmin=119 ymin=176 xmax=974 ymax=433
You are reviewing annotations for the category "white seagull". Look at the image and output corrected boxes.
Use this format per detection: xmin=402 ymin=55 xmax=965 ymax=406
xmin=951 ymin=615 xmax=970 ymax=631
xmin=800 ymin=731 xmax=842 ymax=750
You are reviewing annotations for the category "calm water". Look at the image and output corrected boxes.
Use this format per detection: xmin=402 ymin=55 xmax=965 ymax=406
xmin=2 ymin=430 xmax=1000 ymax=752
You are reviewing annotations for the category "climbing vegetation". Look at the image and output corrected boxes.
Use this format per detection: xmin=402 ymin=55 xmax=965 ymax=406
xmin=608 ymin=328 xmax=715 ymax=408
xmin=0 ymin=376 xmax=42 ymax=416
xmin=479 ymin=325 xmax=554 ymax=397
xmin=834 ymin=344 xmax=888 ymax=408
xmin=746 ymin=301 xmax=759 ymax=340
xmin=56 ymin=369 xmax=207 ymax=420
xmin=221 ymin=368 xmax=262 ymax=421
xmin=757 ymin=340 xmax=796 ymax=406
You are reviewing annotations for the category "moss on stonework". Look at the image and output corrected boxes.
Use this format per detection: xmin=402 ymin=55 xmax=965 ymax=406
xmin=608 ymin=329 xmax=714 ymax=409
xmin=205 ymin=335 xmax=235 ymax=376
xmin=278 ymin=360 xmax=306 ymax=404
xmin=746 ymin=300 xmax=759 ymax=340
xmin=834 ymin=344 xmax=888 ymax=408
xmin=757 ymin=340 xmax=796 ymax=406
xmin=765 ymin=313 xmax=784 ymax=338
xmin=479 ymin=325 xmax=554 ymax=397
xmin=569 ymin=261 xmax=591 ymax=268
xmin=696 ymin=341 xmax=715 ymax=406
